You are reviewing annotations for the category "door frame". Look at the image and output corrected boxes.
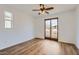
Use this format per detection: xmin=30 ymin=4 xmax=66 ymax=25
xmin=44 ymin=17 xmax=58 ymax=41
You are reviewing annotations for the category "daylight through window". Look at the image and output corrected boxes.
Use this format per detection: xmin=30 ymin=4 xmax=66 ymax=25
xmin=4 ymin=11 xmax=13 ymax=29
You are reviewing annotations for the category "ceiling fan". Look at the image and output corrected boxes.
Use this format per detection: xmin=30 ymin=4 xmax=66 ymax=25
xmin=32 ymin=4 xmax=54 ymax=15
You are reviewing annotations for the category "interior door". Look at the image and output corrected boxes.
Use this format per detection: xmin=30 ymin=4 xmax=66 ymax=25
xmin=45 ymin=18 xmax=58 ymax=41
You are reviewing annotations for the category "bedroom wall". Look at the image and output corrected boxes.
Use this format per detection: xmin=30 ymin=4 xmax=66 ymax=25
xmin=34 ymin=9 xmax=76 ymax=44
xmin=0 ymin=5 xmax=34 ymax=49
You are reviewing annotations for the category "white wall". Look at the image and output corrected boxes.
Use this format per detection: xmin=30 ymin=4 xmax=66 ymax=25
xmin=0 ymin=5 xmax=34 ymax=49
xmin=34 ymin=9 xmax=76 ymax=44
xmin=76 ymin=6 xmax=79 ymax=49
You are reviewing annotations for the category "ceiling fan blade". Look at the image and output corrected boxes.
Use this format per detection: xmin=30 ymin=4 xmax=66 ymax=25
xmin=45 ymin=7 xmax=54 ymax=10
xmin=45 ymin=11 xmax=49 ymax=14
xmin=32 ymin=9 xmax=40 ymax=11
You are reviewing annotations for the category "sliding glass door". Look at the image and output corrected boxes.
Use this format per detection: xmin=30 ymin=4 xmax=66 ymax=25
xmin=45 ymin=18 xmax=58 ymax=41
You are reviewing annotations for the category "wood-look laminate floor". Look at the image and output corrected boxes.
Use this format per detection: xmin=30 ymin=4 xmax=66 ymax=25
xmin=0 ymin=38 xmax=78 ymax=55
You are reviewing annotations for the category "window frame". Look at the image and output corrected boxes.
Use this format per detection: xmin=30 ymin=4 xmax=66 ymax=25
xmin=4 ymin=11 xmax=13 ymax=29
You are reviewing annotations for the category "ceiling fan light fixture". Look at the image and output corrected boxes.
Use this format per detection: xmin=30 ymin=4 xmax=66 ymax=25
xmin=40 ymin=10 xmax=45 ymax=14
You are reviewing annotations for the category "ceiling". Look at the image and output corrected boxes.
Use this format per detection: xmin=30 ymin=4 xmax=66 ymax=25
xmin=4 ymin=4 xmax=77 ymax=17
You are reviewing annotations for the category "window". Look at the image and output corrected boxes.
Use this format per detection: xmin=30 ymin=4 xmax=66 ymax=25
xmin=4 ymin=11 xmax=13 ymax=29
